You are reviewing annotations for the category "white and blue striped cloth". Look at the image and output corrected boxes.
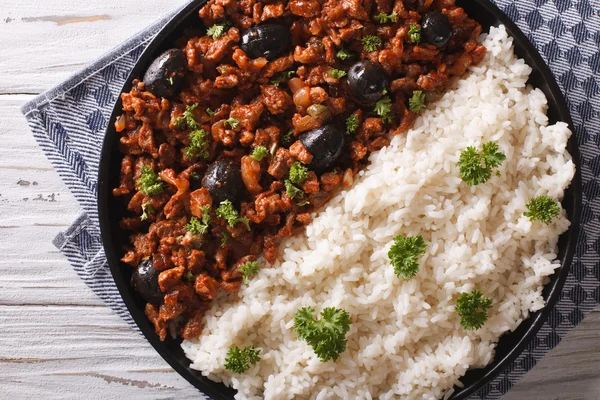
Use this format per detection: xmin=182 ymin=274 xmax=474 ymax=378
xmin=20 ymin=1 xmax=600 ymax=398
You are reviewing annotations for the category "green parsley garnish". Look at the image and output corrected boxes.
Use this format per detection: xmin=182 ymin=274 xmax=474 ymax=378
xmin=458 ymin=142 xmax=506 ymax=186
xmin=388 ymin=235 xmax=427 ymax=279
xmin=284 ymin=179 xmax=304 ymax=200
xmin=456 ymin=290 xmax=493 ymax=330
xmin=183 ymin=271 xmax=195 ymax=282
xmin=293 ymin=306 xmax=352 ymax=362
xmin=190 ymin=171 xmax=201 ymax=180
xmin=408 ymin=24 xmax=421 ymax=44
xmin=346 ymin=113 xmax=359 ymax=134
xmin=374 ymin=96 xmax=394 ymax=124
xmin=185 ymin=206 xmax=211 ymax=235
xmin=524 ymin=196 xmax=561 ymax=224
xmin=140 ymin=201 xmax=155 ymax=221
xmin=362 ymin=35 xmax=383 ymax=52
xmin=289 ymin=161 xmax=308 ymax=185
xmin=137 ymin=166 xmax=164 ymax=196
xmin=207 ymin=23 xmax=228 ymax=39
xmin=221 ymin=230 xmax=230 ymax=246
xmin=224 ymin=346 xmax=261 ymax=373
xmin=328 ymin=68 xmax=346 ymax=79
xmin=408 ymin=90 xmax=426 ymax=113
xmin=205 ymin=108 xmax=215 ymax=117
xmin=375 ymin=12 xmax=398 ymax=24
xmin=174 ymin=103 xmax=200 ymax=130
xmin=282 ymin=130 xmax=294 ymax=146
xmin=185 ymin=129 xmax=210 ymax=159
xmin=271 ymin=70 xmax=296 ymax=87
xmin=225 ymin=118 xmax=240 ymax=129
xmin=251 ymin=146 xmax=268 ymax=161
xmin=336 ymin=47 xmax=354 ymax=60
xmin=239 ymin=261 xmax=260 ymax=284
xmin=216 ymin=200 xmax=250 ymax=230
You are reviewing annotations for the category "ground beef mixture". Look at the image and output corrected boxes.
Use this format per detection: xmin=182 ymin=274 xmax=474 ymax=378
xmin=113 ymin=0 xmax=485 ymax=341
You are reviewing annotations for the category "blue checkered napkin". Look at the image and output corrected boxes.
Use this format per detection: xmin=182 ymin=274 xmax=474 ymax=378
xmin=21 ymin=1 xmax=600 ymax=398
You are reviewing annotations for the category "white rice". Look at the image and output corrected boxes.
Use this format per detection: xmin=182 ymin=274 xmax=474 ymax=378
xmin=182 ymin=25 xmax=575 ymax=400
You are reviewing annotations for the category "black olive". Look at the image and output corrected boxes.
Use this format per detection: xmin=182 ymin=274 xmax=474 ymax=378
xmin=240 ymin=24 xmax=292 ymax=61
xmin=143 ymin=48 xmax=187 ymax=98
xmin=299 ymin=124 xmax=345 ymax=171
xmin=421 ymin=12 xmax=453 ymax=48
xmin=347 ymin=61 xmax=389 ymax=105
xmin=201 ymin=158 xmax=245 ymax=206
xmin=131 ymin=259 xmax=163 ymax=304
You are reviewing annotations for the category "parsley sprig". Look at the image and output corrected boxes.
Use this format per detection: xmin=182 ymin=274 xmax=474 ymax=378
xmin=239 ymin=261 xmax=260 ymax=284
xmin=185 ymin=206 xmax=211 ymax=235
xmin=224 ymin=346 xmax=261 ymax=373
xmin=251 ymin=146 xmax=268 ymax=161
xmin=281 ymin=130 xmax=294 ymax=146
xmin=216 ymin=200 xmax=250 ymax=230
xmin=289 ymin=161 xmax=308 ymax=185
xmin=458 ymin=142 xmax=506 ymax=186
xmin=328 ymin=68 xmax=346 ymax=79
xmin=388 ymin=235 xmax=427 ymax=279
xmin=408 ymin=90 xmax=426 ymax=113
xmin=293 ymin=306 xmax=352 ymax=362
xmin=284 ymin=180 xmax=304 ymax=200
xmin=374 ymin=96 xmax=395 ymax=124
xmin=456 ymin=290 xmax=493 ymax=330
xmin=225 ymin=117 xmax=240 ymax=129
xmin=362 ymin=35 xmax=383 ymax=52
xmin=346 ymin=113 xmax=359 ymax=134
xmin=408 ymin=24 xmax=421 ymax=44
xmin=375 ymin=12 xmax=398 ymax=24
xmin=524 ymin=196 xmax=561 ymax=224
xmin=137 ymin=166 xmax=164 ymax=196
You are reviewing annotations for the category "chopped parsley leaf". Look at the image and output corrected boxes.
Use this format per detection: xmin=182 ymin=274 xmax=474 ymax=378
xmin=362 ymin=35 xmax=383 ymax=52
xmin=271 ymin=70 xmax=296 ymax=87
xmin=328 ymin=68 xmax=347 ymax=79
xmin=239 ymin=261 xmax=260 ymax=284
xmin=374 ymin=96 xmax=395 ymax=124
xmin=335 ymin=47 xmax=354 ymax=60
xmin=137 ymin=166 xmax=164 ymax=196
xmin=524 ymin=196 xmax=561 ymax=224
xmin=346 ymin=113 xmax=359 ymax=135
xmin=207 ymin=23 xmax=228 ymax=39
xmin=216 ymin=200 xmax=250 ymax=230
xmin=205 ymin=108 xmax=215 ymax=117
xmin=185 ymin=129 xmax=210 ymax=159
xmin=140 ymin=201 xmax=155 ymax=221
xmin=174 ymin=103 xmax=200 ymax=130
xmin=251 ymin=146 xmax=268 ymax=161
xmin=225 ymin=118 xmax=240 ymax=129
xmin=185 ymin=206 xmax=211 ymax=235
xmin=289 ymin=161 xmax=308 ymax=185
xmin=408 ymin=24 xmax=421 ymax=44
xmin=282 ymin=130 xmax=294 ymax=146
xmin=375 ymin=12 xmax=398 ymax=24
xmin=183 ymin=271 xmax=194 ymax=282
xmin=408 ymin=90 xmax=426 ymax=113
xmin=284 ymin=179 xmax=304 ymax=200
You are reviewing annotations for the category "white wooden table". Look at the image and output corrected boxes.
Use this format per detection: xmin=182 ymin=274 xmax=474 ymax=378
xmin=1 ymin=1 xmax=599 ymax=399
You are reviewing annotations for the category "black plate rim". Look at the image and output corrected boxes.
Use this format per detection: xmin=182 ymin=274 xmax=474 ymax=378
xmin=97 ymin=1 xmax=582 ymax=399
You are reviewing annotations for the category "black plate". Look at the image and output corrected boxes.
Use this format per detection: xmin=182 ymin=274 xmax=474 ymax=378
xmin=98 ymin=1 xmax=582 ymax=399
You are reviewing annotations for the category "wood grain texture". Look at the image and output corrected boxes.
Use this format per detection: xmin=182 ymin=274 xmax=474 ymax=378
xmin=0 ymin=1 xmax=598 ymax=399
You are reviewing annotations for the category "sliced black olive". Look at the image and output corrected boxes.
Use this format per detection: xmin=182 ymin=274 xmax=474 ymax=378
xmin=143 ymin=48 xmax=187 ymax=98
xmin=201 ymin=158 xmax=245 ymax=206
xmin=421 ymin=12 xmax=453 ymax=48
xmin=347 ymin=61 xmax=389 ymax=105
xmin=240 ymin=24 xmax=292 ymax=61
xmin=131 ymin=259 xmax=163 ymax=304
xmin=300 ymin=124 xmax=345 ymax=171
